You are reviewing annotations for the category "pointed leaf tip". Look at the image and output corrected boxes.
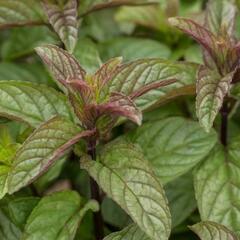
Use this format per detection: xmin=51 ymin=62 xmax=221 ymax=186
xmin=168 ymin=17 xmax=178 ymax=26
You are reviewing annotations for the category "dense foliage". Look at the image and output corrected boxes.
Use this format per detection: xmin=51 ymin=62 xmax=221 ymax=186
xmin=0 ymin=0 xmax=240 ymax=239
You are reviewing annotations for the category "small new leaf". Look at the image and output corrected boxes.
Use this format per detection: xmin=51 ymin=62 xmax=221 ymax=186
xmin=190 ymin=221 xmax=238 ymax=240
xmin=42 ymin=0 xmax=79 ymax=53
xmin=196 ymin=66 xmax=234 ymax=132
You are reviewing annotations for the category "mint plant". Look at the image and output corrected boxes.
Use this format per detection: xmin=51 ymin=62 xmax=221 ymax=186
xmin=0 ymin=0 xmax=240 ymax=240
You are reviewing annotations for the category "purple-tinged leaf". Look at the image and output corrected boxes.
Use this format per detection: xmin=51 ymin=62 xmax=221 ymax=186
xmin=98 ymin=92 xmax=142 ymax=126
xmin=35 ymin=44 xmax=85 ymax=88
xmin=169 ymin=17 xmax=229 ymax=73
xmin=8 ymin=116 xmax=94 ymax=194
xmin=42 ymin=0 xmax=79 ymax=53
xmin=108 ymin=59 xmax=198 ymax=110
xmin=205 ymin=0 xmax=237 ymax=38
xmin=196 ymin=66 xmax=234 ymax=132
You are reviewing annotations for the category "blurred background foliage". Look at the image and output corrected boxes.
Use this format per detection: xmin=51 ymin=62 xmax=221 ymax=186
xmin=0 ymin=0 xmax=235 ymax=239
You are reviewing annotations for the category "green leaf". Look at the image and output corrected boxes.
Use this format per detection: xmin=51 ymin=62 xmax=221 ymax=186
xmin=104 ymin=224 xmax=151 ymax=240
xmin=8 ymin=117 xmax=92 ymax=194
xmin=0 ymin=0 xmax=44 ymax=29
xmin=43 ymin=0 xmax=79 ymax=53
xmin=194 ymin=137 xmax=240 ymax=235
xmin=165 ymin=173 xmax=197 ymax=228
xmin=7 ymin=197 xmax=39 ymax=229
xmin=35 ymin=44 xmax=86 ymax=88
xmin=0 ymin=203 xmax=22 ymax=240
xmin=109 ymin=59 xmax=198 ymax=110
xmin=99 ymin=37 xmax=171 ymax=62
xmin=128 ymin=117 xmax=217 ymax=184
xmin=74 ymin=38 xmax=102 ymax=73
xmin=0 ymin=126 xmax=19 ymax=199
xmin=205 ymin=0 xmax=237 ymax=37
xmin=34 ymin=155 xmax=67 ymax=193
xmin=196 ymin=66 xmax=234 ymax=132
xmin=23 ymin=191 xmax=99 ymax=240
xmin=1 ymin=26 xmax=57 ymax=60
xmin=0 ymin=81 xmax=73 ymax=128
xmin=82 ymin=139 xmax=171 ymax=240
xmin=79 ymin=0 xmax=159 ymax=16
xmin=0 ymin=62 xmax=55 ymax=86
xmin=190 ymin=221 xmax=239 ymax=240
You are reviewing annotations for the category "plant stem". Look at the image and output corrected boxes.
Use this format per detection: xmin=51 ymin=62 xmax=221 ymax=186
xmin=88 ymin=141 xmax=104 ymax=240
xmin=220 ymin=101 xmax=228 ymax=146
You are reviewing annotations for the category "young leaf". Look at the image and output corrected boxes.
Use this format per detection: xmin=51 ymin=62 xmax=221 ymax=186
xmin=196 ymin=66 xmax=234 ymax=132
xmin=8 ymin=116 xmax=93 ymax=194
xmin=0 ymin=81 xmax=73 ymax=127
xmin=109 ymin=59 xmax=198 ymax=110
xmin=194 ymin=137 xmax=240 ymax=235
xmin=42 ymin=0 xmax=79 ymax=53
xmin=104 ymin=224 xmax=150 ymax=240
xmin=82 ymin=139 xmax=171 ymax=240
xmin=0 ymin=0 xmax=44 ymax=29
xmin=205 ymin=0 xmax=237 ymax=37
xmin=127 ymin=117 xmax=217 ymax=184
xmin=190 ymin=221 xmax=238 ymax=240
xmin=35 ymin=44 xmax=85 ymax=88
xmin=23 ymin=191 xmax=99 ymax=240
xmin=169 ymin=17 xmax=229 ymax=71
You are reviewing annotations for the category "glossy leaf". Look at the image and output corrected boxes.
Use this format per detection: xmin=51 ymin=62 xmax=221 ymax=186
xmin=190 ymin=221 xmax=238 ymax=240
xmin=109 ymin=59 xmax=198 ymax=110
xmin=0 ymin=81 xmax=73 ymax=128
xmin=104 ymin=224 xmax=150 ymax=240
xmin=35 ymin=44 xmax=86 ymax=88
xmin=205 ymin=0 xmax=236 ymax=37
xmin=82 ymin=139 xmax=171 ymax=240
xmin=0 ymin=0 xmax=44 ymax=29
xmin=8 ymin=117 xmax=92 ymax=194
xmin=43 ymin=0 xmax=79 ymax=53
xmin=196 ymin=66 xmax=234 ymax=132
xmin=23 ymin=191 xmax=99 ymax=240
xmin=128 ymin=117 xmax=217 ymax=184
xmin=99 ymin=37 xmax=171 ymax=62
xmin=194 ymin=138 xmax=240 ymax=235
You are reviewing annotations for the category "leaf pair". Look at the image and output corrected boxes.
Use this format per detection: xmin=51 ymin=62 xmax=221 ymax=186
xmin=35 ymin=45 xmax=175 ymax=135
xmin=169 ymin=0 xmax=239 ymax=132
